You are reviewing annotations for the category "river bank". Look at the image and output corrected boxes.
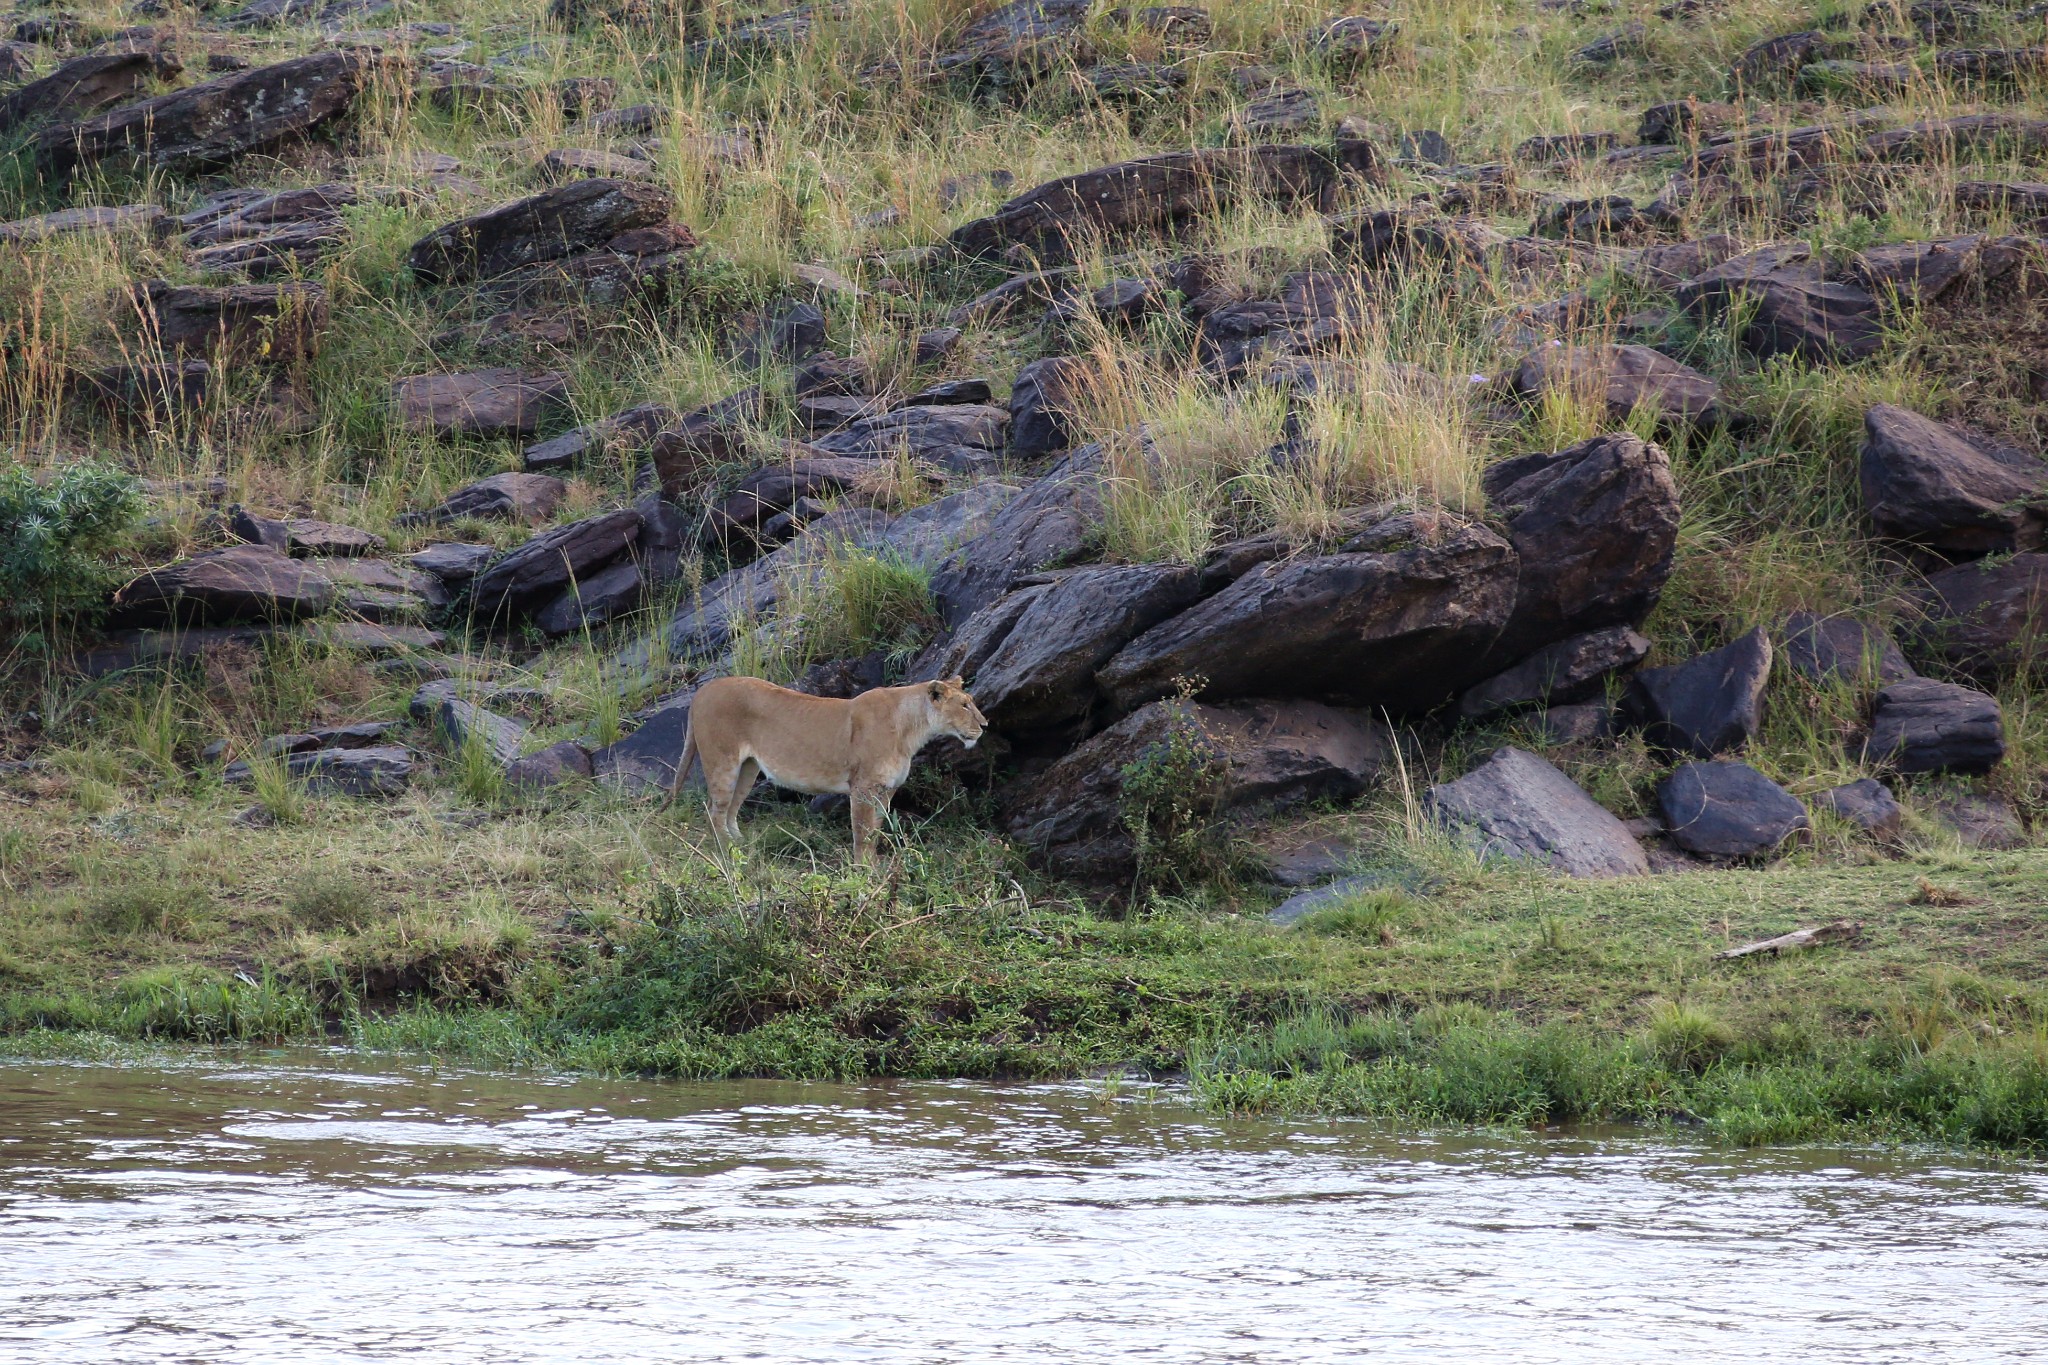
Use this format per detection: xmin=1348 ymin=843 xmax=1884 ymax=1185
xmin=6 ymin=774 xmax=2046 ymax=1150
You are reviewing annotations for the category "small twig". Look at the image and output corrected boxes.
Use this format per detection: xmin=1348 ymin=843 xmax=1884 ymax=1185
xmin=857 ymin=908 xmax=944 ymax=950
xmin=1714 ymin=920 xmax=1863 ymax=960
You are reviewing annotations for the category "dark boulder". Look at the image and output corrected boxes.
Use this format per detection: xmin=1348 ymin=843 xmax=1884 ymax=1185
xmin=67 ymin=359 xmax=210 ymax=420
xmin=1001 ymin=697 xmax=1390 ymax=881
xmin=0 ymin=48 xmax=181 ymax=134
xmin=1849 ymin=235 xmax=1983 ymax=305
xmin=933 ymin=0 xmax=1094 ymax=83
xmin=115 ymin=544 xmax=333 ymax=625
xmin=728 ymin=298 xmax=826 ymax=367
xmin=134 ymin=279 xmax=326 ymax=365
xmin=1860 ymin=404 xmax=2046 ymax=557
xmin=1658 ymin=761 xmax=1810 ymax=859
xmin=0 ymin=203 xmax=169 ymax=245
xmin=1780 ymin=611 xmax=1914 ymax=685
xmin=1507 ymin=344 xmax=1736 ymax=431
xmin=1481 ymin=432 xmax=1681 ymax=668
xmin=950 ymin=142 xmax=1383 ymax=261
xmin=1915 ymin=553 xmax=2048 ymax=675
xmin=1621 ymin=626 xmax=1772 ymax=758
xmin=406 ymin=178 xmax=676 ymax=286
xmin=1814 ymin=777 xmax=1903 ymax=837
xmin=38 ymin=49 xmax=385 ymax=176
xmin=522 ymin=400 xmax=679 ymax=473
xmin=1673 ymin=243 xmax=1883 ymax=363
xmin=1097 ymin=511 xmax=1518 ymax=713
xmin=392 ymin=369 xmax=572 ymax=439
xmin=1008 ymin=355 xmax=1092 ymax=461
xmin=591 ymin=696 xmax=692 ymax=794
xmin=705 ymin=456 xmax=877 ymax=546
xmin=808 ymin=403 xmax=1011 ymax=466
xmin=930 ymin=563 xmax=1203 ymax=737
xmin=1457 ymin=625 xmax=1650 ymax=720
xmin=227 ymin=744 xmax=413 ymax=797
xmin=469 ymin=509 xmax=642 ymax=621
xmin=504 ymin=739 xmax=594 ymax=791
xmin=1425 ymin=746 xmax=1649 ymax=878
xmin=1934 ymin=792 xmax=2024 ymax=849
xmin=534 ymin=558 xmax=646 ymax=637
xmin=1867 ymin=678 xmax=2005 ymax=774
xmin=649 ymin=388 xmax=765 ymax=497
xmin=931 ymin=444 xmax=1104 ymax=626
xmin=401 ymin=473 xmax=567 ymax=527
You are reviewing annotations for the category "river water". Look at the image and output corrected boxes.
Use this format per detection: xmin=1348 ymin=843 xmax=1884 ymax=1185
xmin=2 ymin=1053 xmax=2046 ymax=1364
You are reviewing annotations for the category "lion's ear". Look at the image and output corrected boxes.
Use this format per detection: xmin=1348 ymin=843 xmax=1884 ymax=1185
xmin=947 ymin=675 xmax=965 ymax=688
xmin=928 ymin=682 xmax=943 ymax=700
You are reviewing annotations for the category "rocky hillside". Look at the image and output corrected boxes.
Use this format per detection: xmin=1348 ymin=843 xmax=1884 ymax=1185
xmin=4 ymin=0 xmax=2048 ymax=1067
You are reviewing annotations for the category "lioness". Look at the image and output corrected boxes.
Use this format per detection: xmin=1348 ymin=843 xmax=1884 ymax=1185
xmin=671 ymin=675 xmax=986 ymax=861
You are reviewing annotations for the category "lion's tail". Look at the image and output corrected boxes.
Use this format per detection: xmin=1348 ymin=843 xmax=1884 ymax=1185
xmin=671 ymin=714 xmax=699 ymax=801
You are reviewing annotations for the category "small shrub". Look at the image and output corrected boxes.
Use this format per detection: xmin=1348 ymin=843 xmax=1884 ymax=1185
xmin=286 ymin=871 xmax=381 ymax=930
xmin=83 ymin=880 xmax=215 ymax=937
xmin=0 ymin=461 xmax=143 ymax=633
xmin=1648 ymin=1001 xmax=1736 ymax=1074
xmin=1119 ymin=688 xmax=1232 ymax=891
xmin=1297 ymin=886 xmax=1415 ymax=943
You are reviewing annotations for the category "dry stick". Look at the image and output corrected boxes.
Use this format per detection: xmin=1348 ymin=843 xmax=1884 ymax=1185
xmin=1713 ymin=920 xmax=1864 ymax=960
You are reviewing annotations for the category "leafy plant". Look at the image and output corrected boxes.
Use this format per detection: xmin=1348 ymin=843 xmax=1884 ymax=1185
xmin=1119 ymin=683 xmax=1232 ymax=891
xmin=0 ymin=461 xmax=142 ymax=635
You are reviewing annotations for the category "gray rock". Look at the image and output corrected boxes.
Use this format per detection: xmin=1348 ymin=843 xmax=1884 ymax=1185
xmin=133 ymin=278 xmax=327 ymax=366
xmin=409 ymin=542 xmax=498 ymax=583
xmin=808 ymin=402 xmax=1010 ymax=460
xmin=729 ymin=298 xmax=826 ymax=367
xmin=1780 ymin=611 xmax=1915 ymax=686
xmin=0 ymin=203 xmax=169 ymax=246
xmin=1867 ymin=678 xmax=2005 ymax=774
xmin=949 ymin=142 xmax=1382 ymax=262
xmin=1507 ymin=344 xmax=1737 ymax=432
xmin=1264 ymin=835 xmax=1360 ymax=888
xmin=1814 ymin=777 xmax=1903 ymax=837
xmin=406 ymin=177 xmax=674 ymax=285
xmin=1425 ymin=746 xmax=1649 ymax=878
xmin=410 ymin=680 xmax=530 ymax=765
xmin=1657 ymin=760 xmax=1810 ymax=858
xmin=1269 ymin=874 xmax=1394 ymax=926
xmin=933 ymin=0 xmax=1094 ymax=82
xmin=1860 ymin=404 xmax=2046 ymax=557
xmin=1622 ymin=626 xmax=1771 ymax=758
xmin=1008 ymin=355 xmax=1091 ymax=461
xmin=1850 ymin=236 xmax=1984 ymax=305
xmin=931 ymin=444 xmax=1104 ymax=626
xmin=1934 ymin=792 xmax=2024 ymax=849
xmin=1458 ymin=625 xmax=1650 ymax=719
xmin=403 ymin=473 xmax=567 ymax=528
xmin=522 ymin=400 xmax=679 ymax=472
xmin=1529 ymin=701 xmax=1611 ymax=743
xmin=1673 ymin=243 xmax=1883 ymax=363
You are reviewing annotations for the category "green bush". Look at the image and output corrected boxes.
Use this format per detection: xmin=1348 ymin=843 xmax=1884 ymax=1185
xmin=0 ymin=461 xmax=142 ymax=635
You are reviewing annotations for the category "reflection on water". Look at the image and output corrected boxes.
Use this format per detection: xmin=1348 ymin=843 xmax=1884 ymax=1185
xmin=2 ymin=1052 xmax=2045 ymax=1363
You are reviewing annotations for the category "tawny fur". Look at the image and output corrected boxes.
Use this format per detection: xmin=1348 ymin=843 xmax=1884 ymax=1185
xmin=671 ymin=675 xmax=986 ymax=861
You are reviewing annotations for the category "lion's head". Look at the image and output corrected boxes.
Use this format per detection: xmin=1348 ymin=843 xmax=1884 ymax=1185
xmin=926 ymin=676 xmax=986 ymax=747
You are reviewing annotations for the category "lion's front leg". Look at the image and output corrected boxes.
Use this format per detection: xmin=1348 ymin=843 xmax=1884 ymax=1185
xmin=848 ymin=778 xmax=894 ymax=863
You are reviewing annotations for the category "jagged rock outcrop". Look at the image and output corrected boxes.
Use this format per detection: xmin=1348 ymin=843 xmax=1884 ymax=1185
xmin=1097 ymin=510 xmax=1518 ymax=714
xmin=38 ymin=49 xmax=387 ymax=176
xmin=1002 ymin=697 xmax=1391 ymax=881
xmin=114 ymin=545 xmax=335 ymax=625
xmin=950 ymin=142 xmax=1384 ymax=261
xmin=1860 ymin=404 xmax=2046 ymax=557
